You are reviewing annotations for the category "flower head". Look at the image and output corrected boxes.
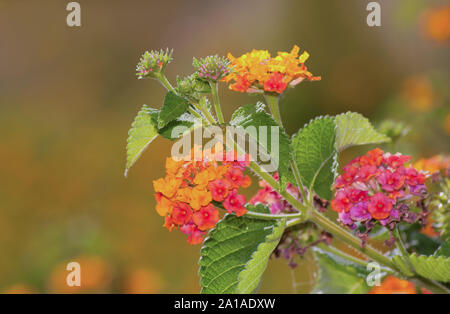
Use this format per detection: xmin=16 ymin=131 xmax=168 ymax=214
xmin=136 ymin=48 xmax=173 ymax=79
xmin=331 ymin=149 xmax=430 ymax=245
xmin=223 ymin=45 xmax=321 ymax=95
xmin=153 ymin=149 xmax=251 ymax=244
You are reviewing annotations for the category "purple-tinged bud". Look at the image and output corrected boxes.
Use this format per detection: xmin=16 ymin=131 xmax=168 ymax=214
xmin=136 ymin=48 xmax=173 ymax=79
xmin=192 ymin=55 xmax=231 ymax=82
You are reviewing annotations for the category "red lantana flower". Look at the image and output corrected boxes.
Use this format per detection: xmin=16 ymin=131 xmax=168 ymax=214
xmin=193 ymin=205 xmax=220 ymax=231
xmin=367 ymin=192 xmax=393 ymax=220
xmin=223 ymin=189 xmax=247 ymax=217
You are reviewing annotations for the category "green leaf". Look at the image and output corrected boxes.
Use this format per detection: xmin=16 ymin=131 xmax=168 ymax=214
xmin=158 ymin=91 xmax=190 ymax=129
xmin=404 ymin=225 xmax=441 ymax=256
xmin=335 ymin=112 xmax=390 ymax=151
xmin=158 ymin=112 xmax=202 ymax=140
xmin=312 ymin=247 xmax=372 ymax=294
xmin=408 ymin=254 xmax=450 ymax=282
xmin=199 ymin=214 xmax=285 ymax=294
xmin=291 ymin=116 xmax=337 ymax=200
xmin=125 ymin=105 xmax=159 ymax=177
xmin=230 ymin=103 xmax=292 ymax=190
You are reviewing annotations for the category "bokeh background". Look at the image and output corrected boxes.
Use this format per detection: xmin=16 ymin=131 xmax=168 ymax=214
xmin=0 ymin=0 xmax=449 ymax=293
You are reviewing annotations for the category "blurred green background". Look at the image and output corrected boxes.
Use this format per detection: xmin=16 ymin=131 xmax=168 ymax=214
xmin=0 ymin=0 xmax=448 ymax=293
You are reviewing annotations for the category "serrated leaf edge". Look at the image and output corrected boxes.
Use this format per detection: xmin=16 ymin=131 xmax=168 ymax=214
xmin=124 ymin=105 xmax=159 ymax=177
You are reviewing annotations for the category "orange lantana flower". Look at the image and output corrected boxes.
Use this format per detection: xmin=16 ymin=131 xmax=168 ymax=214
xmin=153 ymin=176 xmax=182 ymax=198
xmin=223 ymin=45 xmax=321 ymax=94
xmin=413 ymin=155 xmax=450 ymax=174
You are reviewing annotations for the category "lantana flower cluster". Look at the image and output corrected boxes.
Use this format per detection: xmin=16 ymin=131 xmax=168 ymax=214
xmin=331 ymin=148 xmax=428 ymax=242
xmin=222 ymin=45 xmax=321 ymax=94
xmin=153 ymin=148 xmax=251 ymax=245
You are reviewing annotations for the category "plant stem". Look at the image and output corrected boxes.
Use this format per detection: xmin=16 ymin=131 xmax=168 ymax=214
xmin=245 ymin=210 xmax=303 ymax=220
xmin=264 ymin=94 xmax=283 ymax=127
xmin=264 ymin=94 xmax=309 ymax=205
xmin=316 ymin=243 xmax=395 ymax=274
xmin=156 ymin=73 xmax=176 ymax=93
xmin=210 ymin=81 xmax=224 ymax=124
xmin=200 ymin=97 xmax=218 ymax=124
xmin=187 ymin=107 xmax=207 ymax=124
xmin=393 ymin=226 xmax=410 ymax=259
xmin=248 ymin=161 xmax=309 ymax=214
xmin=311 ymin=210 xmax=397 ymax=270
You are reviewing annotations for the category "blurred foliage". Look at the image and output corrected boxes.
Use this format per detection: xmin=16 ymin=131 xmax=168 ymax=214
xmin=0 ymin=0 xmax=448 ymax=293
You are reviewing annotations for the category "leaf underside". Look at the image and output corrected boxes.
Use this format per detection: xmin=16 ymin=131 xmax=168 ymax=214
xmin=125 ymin=105 xmax=159 ymax=176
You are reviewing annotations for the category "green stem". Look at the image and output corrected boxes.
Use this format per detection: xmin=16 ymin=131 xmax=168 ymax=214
xmin=210 ymin=81 xmax=224 ymax=124
xmin=245 ymin=210 xmax=303 ymax=220
xmin=316 ymin=243 xmax=394 ymax=274
xmin=187 ymin=107 xmax=206 ymax=123
xmin=290 ymin=158 xmax=310 ymax=206
xmin=264 ymin=94 xmax=309 ymax=205
xmin=156 ymin=73 xmax=176 ymax=93
xmin=394 ymin=226 xmax=410 ymax=259
xmin=198 ymin=97 xmax=217 ymax=124
xmin=248 ymin=162 xmax=308 ymax=214
xmin=311 ymin=210 xmax=397 ymax=270
xmin=264 ymin=94 xmax=283 ymax=127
